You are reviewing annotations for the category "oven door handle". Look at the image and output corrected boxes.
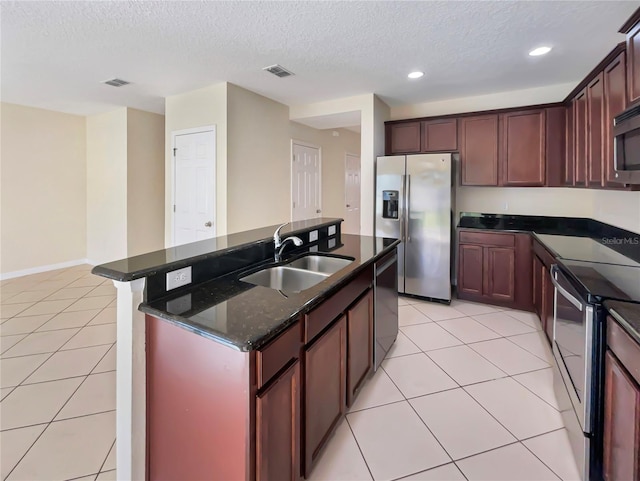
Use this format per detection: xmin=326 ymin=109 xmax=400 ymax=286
xmin=550 ymin=264 xmax=583 ymax=311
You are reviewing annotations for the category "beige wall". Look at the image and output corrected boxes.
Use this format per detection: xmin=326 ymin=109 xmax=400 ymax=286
xmin=390 ymin=82 xmax=575 ymax=120
xmin=289 ymin=122 xmax=361 ymax=220
xmin=226 ymin=84 xmax=291 ymax=233
xmin=86 ymin=108 xmax=128 ymax=264
xmin=591 ymin=190 xmax=640 ymax=234
xmin=165 ymin=83 xmax=228 ymax=242
xmin=127 ymin=109 xmax=165 ymax=256
xmin=0 ymin=103 xmax=87 ymax=275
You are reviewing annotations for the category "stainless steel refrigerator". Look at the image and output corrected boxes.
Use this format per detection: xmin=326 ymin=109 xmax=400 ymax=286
xmin=375 ymin=154 xmax=454 ymax=302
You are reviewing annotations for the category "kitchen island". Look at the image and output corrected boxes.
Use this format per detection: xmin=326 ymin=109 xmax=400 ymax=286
xmin=92 ymin=218 xmax=400 ymax=481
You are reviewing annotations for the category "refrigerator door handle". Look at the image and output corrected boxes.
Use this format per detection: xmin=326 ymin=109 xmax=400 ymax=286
xmin=405 ymin=175 xmax=411 ymax=242
xmin=400 ymin=175 xmax=406 ymax=241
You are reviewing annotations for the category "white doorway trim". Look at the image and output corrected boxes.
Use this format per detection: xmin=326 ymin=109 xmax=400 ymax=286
xmin=290 ymin=139 xmax=322 ymax=222
xmin=170 ymin=125 xmax=216 ymax=247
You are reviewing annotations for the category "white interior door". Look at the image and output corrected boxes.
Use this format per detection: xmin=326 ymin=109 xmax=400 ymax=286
xmin=173 ymin=129 xmax=216 ymax=246
xmin=344 ymin=153 xmax=361 ymax=234
xmin=291 ymin=142 xmax=321 ymax=222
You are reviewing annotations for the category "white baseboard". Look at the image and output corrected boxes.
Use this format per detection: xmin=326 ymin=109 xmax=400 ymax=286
xmin=0 ymin=258 xmax=92 ymax=281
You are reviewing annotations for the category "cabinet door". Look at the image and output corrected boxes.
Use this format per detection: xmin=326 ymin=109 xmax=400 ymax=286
xmin=347 ymin=290 xmax=373 ymax=407
xmin=603 ymin=351 xmax=640 ymax=481
xmin=627 ymin=22 xmax=640 ymax=105
xmin=421 ymin=119 xmax=457 ymax=152
xmin=533 ymin=255 xmax=543 ymax=321
xmin=304 ymin=316 xmax=346 ymax=476
xmin=460 ymin=115 xmax=499 ymax=186
xmin=543 ymin=264 xmax=554 ymax=343
xmin=574 ymin=89 xmax=588 ymax=187
xmin=256 ymin=360 xmax=301 ymax=481
xmin=565 ymin=105 xmax=575 ymax=185
xmin=389 ymin=122 xmax=421 ymax=154
xmin=500 ymin=110 xmax=546 ymax=186
xmin=587 ymin=73 xmax=605 ymax=187
xmin=485 ymin=247 xmax=515 ymax=303
xmin=604 ymin=52 xmax=628 ymax=187
xmin=458 ymin=244 xmax=484 ymax=297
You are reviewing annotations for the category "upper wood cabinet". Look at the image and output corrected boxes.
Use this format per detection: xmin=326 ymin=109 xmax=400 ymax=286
xmin=388 ymin=122 xmax=421 ymax=154
xmin=386 ymin=119 xmax=457 ymax=154
xmin=564 ymin=105 xmax=575 ymax=186
xmin=587 ymin=73 xmax=605 ymax=187
xmin=500 ymin=110 xmax=546 ymax=186
xmin=421 ymin=119 xmax=457 ymax=152
xmin=574 ymin=88 xmax=588 ymax=187
xmin=626 ymin=21 xmax=640 ymax=105
xmin=460 ymin=115 xmax=499 ymax=186
xmin=604 ymin=52 xmax=628 ymax=187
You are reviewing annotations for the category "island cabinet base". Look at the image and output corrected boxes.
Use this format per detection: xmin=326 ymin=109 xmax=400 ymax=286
xmin=145 ymin=260 xmax=381 ymax=481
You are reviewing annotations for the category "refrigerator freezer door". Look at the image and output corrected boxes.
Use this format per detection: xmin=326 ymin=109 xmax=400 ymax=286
xmin=405 ymin=154 xmax=452 ymax=300
xmin=375 ymin=156 xmax=406 ymax=293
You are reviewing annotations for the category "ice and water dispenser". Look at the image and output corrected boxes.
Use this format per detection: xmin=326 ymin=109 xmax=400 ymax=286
xmin=382 ymin=190 xmax=399 ymax=219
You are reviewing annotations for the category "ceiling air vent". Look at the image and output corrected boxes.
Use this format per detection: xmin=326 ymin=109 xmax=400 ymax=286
xmin=263 ymin=64 xmax=294 ymax=78
xmin=103 ymin=78 xmax=130 ymax=87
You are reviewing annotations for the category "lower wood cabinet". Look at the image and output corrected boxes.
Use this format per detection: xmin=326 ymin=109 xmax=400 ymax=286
xmin=603 ymin=318 xmax=640 ymax=481
xmin=256 ymin=360 xmax=301 ymax=481
xmin=457 ymin=230 xmax=531 ymax=310
xmin=347 ymin=290 xmax=373 ymax=407
xmin=533 ymin=255 xmax=544 ymax=319
xmin=532 ymin=239 xmax=557 ymax=343
xmin=304 ymin=315 xmax=347 ymax=476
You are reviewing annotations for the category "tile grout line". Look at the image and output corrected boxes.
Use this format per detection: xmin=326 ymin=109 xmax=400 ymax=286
xmin=343 ymin=417 xmax=376 ymax=481
xmin=97 ymin=438 xmax=117 ymax=475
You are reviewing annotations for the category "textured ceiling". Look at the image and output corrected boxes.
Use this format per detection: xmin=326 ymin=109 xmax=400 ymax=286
xmin=1 ymin=1 xmax=637 ymax=116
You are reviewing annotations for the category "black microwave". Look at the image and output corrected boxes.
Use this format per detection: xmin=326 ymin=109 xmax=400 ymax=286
xmin=613 ymin=104 xmax=640 ymax=184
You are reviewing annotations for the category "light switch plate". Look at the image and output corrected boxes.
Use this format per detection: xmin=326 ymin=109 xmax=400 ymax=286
xmin=309 ymin=230 xmax=318 ymax=242
xmin=328 ymin=225 xmax=336 ymax=236
xmin=166 ymin=266 xmax=192 ymax=290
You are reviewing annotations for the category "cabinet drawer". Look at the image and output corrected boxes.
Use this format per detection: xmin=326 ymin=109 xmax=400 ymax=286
xmin=459 ymin=230 xmax=515 ymax=247
xmin=305 ymin=266 xmax=373 ymax=344
xmin=256 ymin=321 xmax=301 ymax=389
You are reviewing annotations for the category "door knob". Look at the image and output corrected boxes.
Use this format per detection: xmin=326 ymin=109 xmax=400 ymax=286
xmin=205 ymin=221 xmax=212 ymax=227
xmin=316 ymin=209 xmax=321 ymax=213
xmin=346 ymin=204 xmax=351 ymax=208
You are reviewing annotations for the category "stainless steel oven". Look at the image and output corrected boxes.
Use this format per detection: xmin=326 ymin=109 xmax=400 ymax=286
xmin=550 ymin=264 xmax=595 ymax=481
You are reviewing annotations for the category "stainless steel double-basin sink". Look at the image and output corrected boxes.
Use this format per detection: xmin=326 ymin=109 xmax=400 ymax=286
xmin=240 ymin=254 xmax=354 ymax=292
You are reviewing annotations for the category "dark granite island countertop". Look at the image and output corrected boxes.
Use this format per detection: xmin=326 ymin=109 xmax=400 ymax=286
xmin=140 ymin=234 xmax=400 ymax=351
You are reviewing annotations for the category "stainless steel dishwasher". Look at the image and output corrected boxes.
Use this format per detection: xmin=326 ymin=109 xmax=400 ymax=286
xmin=374 ymin=249 xmax=399 ymax=370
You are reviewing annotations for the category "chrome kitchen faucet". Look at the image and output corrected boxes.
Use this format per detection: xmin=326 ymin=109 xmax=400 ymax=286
xmin=273 ymin=222 xmax=303 ymax=261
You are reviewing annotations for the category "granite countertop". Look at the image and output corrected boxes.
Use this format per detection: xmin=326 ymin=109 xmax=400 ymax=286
xmin=92 ymin=217 xmax=343 ymax=282
xmin=604 ymin=300 xmax=640 ymax=345
xmin=140 ymin=234 xmax=400 ymax=352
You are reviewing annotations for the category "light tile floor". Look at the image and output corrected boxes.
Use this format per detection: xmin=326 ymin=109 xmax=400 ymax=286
xmin=1 ymin=267 xmax=581 ymax=481
xmin=1 ymin=264 xmax=116 ymax=481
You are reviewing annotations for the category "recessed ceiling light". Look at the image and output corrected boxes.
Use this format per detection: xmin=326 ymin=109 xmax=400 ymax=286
xmin=529 ymin=46 xmax=552 ymax=57
xmin=408 ymin=71 xmax=424 ymax=79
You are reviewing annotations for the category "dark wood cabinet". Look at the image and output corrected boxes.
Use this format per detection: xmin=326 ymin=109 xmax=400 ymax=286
xmin=421 ymin=119 xmax=457 ymax=152
xmin=460 ymin=115 xmax=499 ymax=186
xmin=485 ymin=247 xmax=515 ymax=302
xmin=389 ymin=122 xmax=421 ymax=154
xmin=543 ymin=265 xmax=554 ymax=342
xmin=587 ymin=73 xmax=605 ymax=187
xmin=545 ymin=106 xmax=567 ymax=187
xmin=533 ymin=255 xmax=544 ymax=320
xmin=574 ymin=88 xmax=588 ymax=186
xmin=256 ymin=360 xmax=301 ymax=481
xmin=304 ymin=315 xmax=347 ymax=476
xmin=603 ymin=348 xmax=640 ymax=481
xmin=500 ymin=110 xmax=546 ymax=186
xmin=627 ymin=21 xmax=640 ymax=105
xmin=564 ymin=105 xmax=575 ymax=185
xmin=458 ymin=244 xmax=484 ymax=296
xmin=346 ymin=290 xmax=373 ymax=407
xmin=457 ymin=230 xmax=531 ymax=311
xmin=604 ymin=52 xmax=628 ymax=187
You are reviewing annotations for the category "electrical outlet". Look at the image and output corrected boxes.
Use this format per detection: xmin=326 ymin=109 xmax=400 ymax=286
xmin=166 ymin=266 xmax=192 ymax=290
xmin=328 ymin=225 xmax=336 ymax=236
xmin=328 ymin=238 xmax=336 ymax=249
xmin=309 ymin=230 xmax=318 ymax=242
xmin=503 ymin=202 xmax=509 ymax=212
